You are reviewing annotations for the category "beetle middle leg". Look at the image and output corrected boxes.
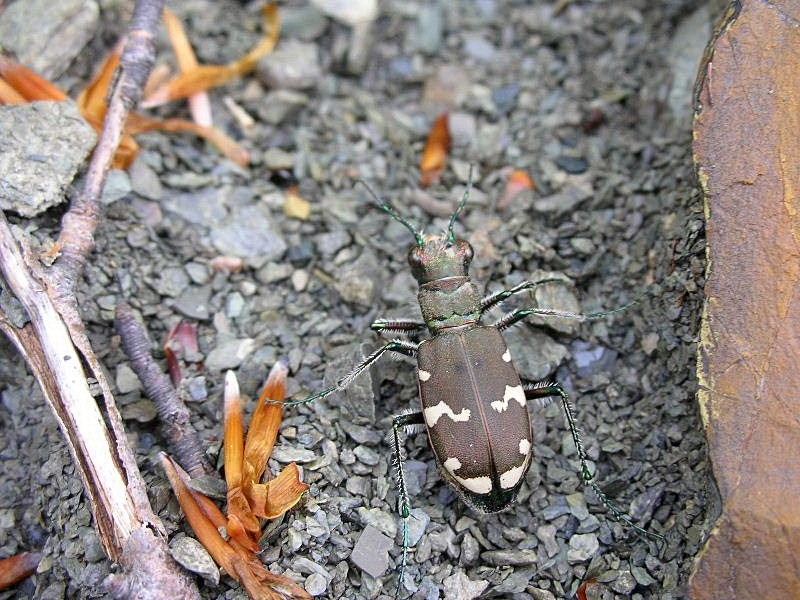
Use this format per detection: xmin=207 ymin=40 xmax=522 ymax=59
xmin=524 ymin=380 xmax=665 ymax=544
xmin=492 ymin=300 xmax=638 ymax=330
xmin=275 ymin=340 xmax=418 ymax=407
xmin=390 ymin=410 xmax=425 ymax=599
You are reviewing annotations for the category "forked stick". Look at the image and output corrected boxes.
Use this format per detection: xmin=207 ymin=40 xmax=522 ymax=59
xmin=0 ymin=1 xmax=200 ymax=597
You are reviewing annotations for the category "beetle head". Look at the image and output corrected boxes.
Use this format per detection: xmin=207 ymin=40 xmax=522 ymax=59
xmin=408 ymin=235 xmax=474 ymax=283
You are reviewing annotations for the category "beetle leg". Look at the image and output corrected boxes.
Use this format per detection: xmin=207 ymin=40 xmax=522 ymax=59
xmin=391 ymin=411 xmax=425 ymax=599
xmin=479 ymin=277 xmax=566 ymax=314
xmin=492 ymin=298 xmax=637 ymax=330
xmin=370 ymin=318 xmax=427 ymax=334
xmin=522 ymin=379 xmax=559 ymax=409
xmin=271 ymin=340 xmax=418 ymax=408
xmin=526 ymin=381 xmax=665 ymax=545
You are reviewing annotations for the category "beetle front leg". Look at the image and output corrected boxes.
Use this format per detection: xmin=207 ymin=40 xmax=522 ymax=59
xmin=479 ymin=277 xmax=566 ymax=315
xmin=390 ymin=411 xmax=425 ymax=599
xmin=370 ymin=318 xmax=427 ymax=335
xmin=272 ymin=340 xmax=418 ymax=408
xmin=525 ymin=381 xmax=665 ymax=544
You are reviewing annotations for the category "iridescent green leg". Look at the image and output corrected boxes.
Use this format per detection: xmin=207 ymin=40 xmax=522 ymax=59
xmin=493 ymin=298 xmax=638 ymax=330
xmin=390 ymin=411 xmax=424 ymax=599
xmin=269 ymin=340 xmax=418 ymax=408
xmin=524 ymin=381 xmax=664 ymax=544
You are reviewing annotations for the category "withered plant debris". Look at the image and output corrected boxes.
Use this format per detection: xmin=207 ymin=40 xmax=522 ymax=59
xmin=420 ymin=112 xmax=451 ymax=187
xmin=0 ymin=4 xmax=282 ymax=168
xmin=0 ymin=551 xmax=42 ymax=591
xmin=498 ymin=169 xmax=536 ymax=211
xmin=162 ymin=363 xmax=310 ymax=600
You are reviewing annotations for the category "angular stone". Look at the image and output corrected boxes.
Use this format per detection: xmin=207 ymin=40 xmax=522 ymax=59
xmin=691 ymin=2 xmax=800 ymax=599
xmin=169 ymin=535 xmax=219 ymax=585
xmin=567 ymin=533 xmax=598 ymax=563
xmin=257 ymin=40 xmax=322 ymax=90
xmin=0 ymin=0 xmax=99 ymax=78
xmin=350 ymin=524 xmax=393 ymax=578
xmin=205 ymin=338 xmax=255 ymax=372
xmin=442 ymin=570 xmax=488 ymax=600
xmin=0 ymin=101 xmax=96 ymax=217
xmin=211 ymin=204 xmax=287 ymax=263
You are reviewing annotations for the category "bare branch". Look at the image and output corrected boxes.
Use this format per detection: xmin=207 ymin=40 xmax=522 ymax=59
xmin=56 ymin=0 xmax=165 ymax=287
xmin=115 ymin=303 xmax=215 ymax=478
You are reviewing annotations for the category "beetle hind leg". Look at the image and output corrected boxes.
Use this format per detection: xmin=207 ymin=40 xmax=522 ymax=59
xmin=390 ymin=411 xmax=425 ymax=598
xmin=526 ymin=381 xmax=665 ymax=545
xmin=262 ymin=340 xmax=418 ymax=408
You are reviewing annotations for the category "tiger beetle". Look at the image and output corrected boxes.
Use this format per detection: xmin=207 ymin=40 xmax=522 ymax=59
xmin=270 ymin=170 xmax=664 ymax=596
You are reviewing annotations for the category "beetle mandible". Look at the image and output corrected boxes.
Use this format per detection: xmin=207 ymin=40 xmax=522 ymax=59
xmin=272 ymin=171 xmax=664 ymax=594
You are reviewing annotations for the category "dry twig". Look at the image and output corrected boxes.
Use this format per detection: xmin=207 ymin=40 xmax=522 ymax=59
xmin=0 ymin=0 xmax=201 ymax=597
xmin=115 ymin=303 xmax=214 ymax=478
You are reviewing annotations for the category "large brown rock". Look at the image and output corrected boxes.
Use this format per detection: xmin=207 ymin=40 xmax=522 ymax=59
xmin=691 ymin=1 xmax=800 ymax=598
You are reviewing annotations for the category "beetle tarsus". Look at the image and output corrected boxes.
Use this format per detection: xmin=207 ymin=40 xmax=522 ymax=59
xmin=493 ymin=298 xmax=641 ymax=330
xmin=390 ymin=411 xmax=424 ymax=599
xmin=524 ymin=381 xmax=665 ymax=545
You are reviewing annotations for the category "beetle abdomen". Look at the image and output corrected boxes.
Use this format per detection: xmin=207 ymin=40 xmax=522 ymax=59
xmin=417 ymin=326 xmax=533 ymax=512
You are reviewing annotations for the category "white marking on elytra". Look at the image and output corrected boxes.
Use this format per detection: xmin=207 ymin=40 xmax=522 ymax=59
xmin=443 ymin=457 xmax=493 ymax=494
xmin=519 ymin=438 xmax=531 ymax=455
xmin=500 ymin=464 xmax=526 ymax=489
xmin=490 ymin=384 xmax=526 ymax=413
xmin=424 ymin=401 xmax=471 ymax=427
xmin=418 ymin=369 xmax=431 ymax=381
xmin=502 ymin=348 xmax=511 ymax=362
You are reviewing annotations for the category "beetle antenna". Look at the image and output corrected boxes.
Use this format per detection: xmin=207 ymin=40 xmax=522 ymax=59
xmin=357 ymin=180 xmax=425 ymax=247
xmin=447 ymin=165 xmax=473 ymax=244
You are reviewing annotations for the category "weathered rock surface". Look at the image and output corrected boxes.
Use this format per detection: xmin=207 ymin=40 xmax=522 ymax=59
xmin=0 ymin=101 xmax=96 ymax=217
xmin=691 ymin=1 xmax=800 ymax=598
xmin=0 ymin=0 xmax=99 ymax=78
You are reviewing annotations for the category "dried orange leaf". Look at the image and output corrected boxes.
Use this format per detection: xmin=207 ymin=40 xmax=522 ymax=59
xmin=126 ymin=113 xmax=249 ymax=166
xmin=143 ymin=4 xmax=280 ymax=108
xmin=77 ymin=43 xmax=122 ymax=127
xmin=163 ymin=7 xmax=212 ymax=127
xmin=112 ymin=135 xmax=141 ymax=169
xmin=169 ymin=457 xmax=228 ymax=530
xmin=0 ymin=56 xmax=67 ymax=101
xmin=243 ymin=361 xmax=288 ymax=487
xmin=226 ymin=510 xmax=260 ymax=554
xmin=161 ymin=453 xmax=239 ymax=577
xmin=498 ymin=169 xmax=536 ymax=211
xmin=420 ymin=112 xmax=451 ymax=188
xmin=224 ymin=370 xmax=245 ymax=491
xmin=250 ymin=463 xmax=309 ymax=520
xmin=0 ymin=77 xmax=27 ymax=105
xmin=0 ymin=552 xmax=42 ymax=591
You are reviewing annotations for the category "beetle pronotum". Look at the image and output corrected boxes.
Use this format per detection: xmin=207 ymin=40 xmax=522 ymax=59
xmin=270 ymin=171 xmax=664 ymax=596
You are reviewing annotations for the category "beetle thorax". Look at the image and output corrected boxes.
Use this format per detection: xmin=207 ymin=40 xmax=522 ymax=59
xmin=407 ymin=236 xmax=480 ymax=333
xmin=417 ymin=277 xmax=481 ymax=333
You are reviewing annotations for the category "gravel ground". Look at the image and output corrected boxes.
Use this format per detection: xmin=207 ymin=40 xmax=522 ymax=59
xmin=0 ymin=1 xmax=714 ymax=599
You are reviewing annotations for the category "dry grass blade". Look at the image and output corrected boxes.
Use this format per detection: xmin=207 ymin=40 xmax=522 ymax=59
xmin=163 ymin=7 xmax=212 ymax=127
xmin=420 ymin=112 xmax=451 ymax=187
xmin=249 ymin=463 xmax=309 ymax=520
xmin=0 ymin=57 xmax=67 ymax=101
xmin=143 ymin=4 xmax=280 ymax=108
xmin=243 ymin=361 xmax=288 ymax=487
xmin=126 ymin=113 xmax=250 ymax=166
xmin=0 ymin=552 xmax=42 ymax=591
